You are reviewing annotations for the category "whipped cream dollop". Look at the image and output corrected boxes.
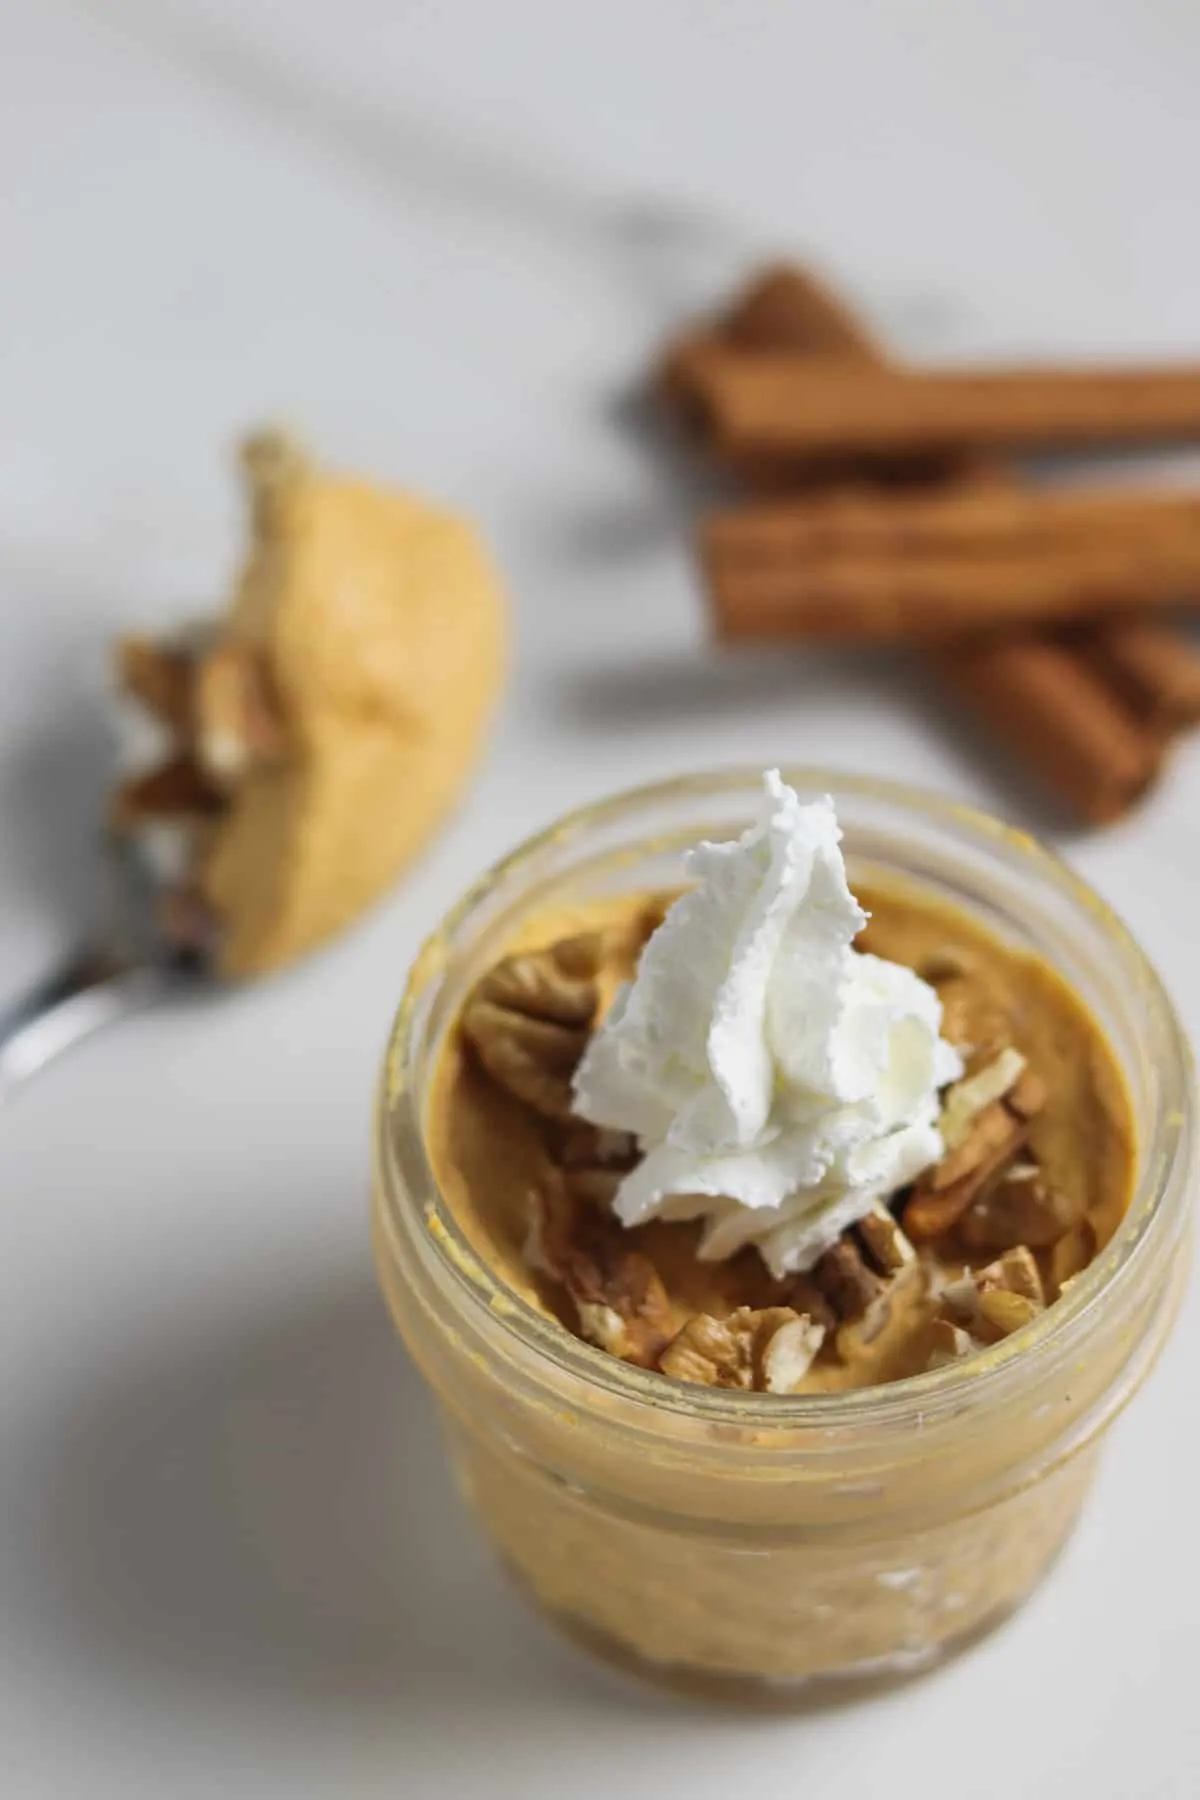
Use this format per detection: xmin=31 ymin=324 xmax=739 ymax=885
xmin=571 ymin=771 xmax=963 ymax=1278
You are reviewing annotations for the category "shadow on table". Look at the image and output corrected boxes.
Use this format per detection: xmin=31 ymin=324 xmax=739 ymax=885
xmin=12 ymin=1276 xmax=688 ymax=1724
xmin=0 ymin=676 xmax=112 ymax=951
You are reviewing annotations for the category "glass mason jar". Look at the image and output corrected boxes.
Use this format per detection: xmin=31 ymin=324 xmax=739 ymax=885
xmin=372 ymin=770 xmax=1194 ymax=1699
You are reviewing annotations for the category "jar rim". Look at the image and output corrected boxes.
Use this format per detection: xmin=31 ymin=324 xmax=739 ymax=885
xmin=378 ymin=766 xmax=1194 ymax=1435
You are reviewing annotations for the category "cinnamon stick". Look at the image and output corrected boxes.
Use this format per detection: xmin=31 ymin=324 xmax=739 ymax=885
xmin=1076 ymin=618 xmax=1200 ymax=731
xmin=682 ymin=350 xmax=1200 ymax=465
xmin=927 ymin=635 xmax=1160 ymax=824
xmin=705 ymin=540 xmax=1200 ymax=648
xmin=706 ymin=267 xmax=1200 ymax=720
xmin=661 ymin=278 xmax=964 ymax=491
xmin=705 ymin=483 xmax=1200 ymax=561
xmin=664 ymin=264 xmax=1173 ymax=821
xmin=705 ymin=493 xmax=1200 ymax=648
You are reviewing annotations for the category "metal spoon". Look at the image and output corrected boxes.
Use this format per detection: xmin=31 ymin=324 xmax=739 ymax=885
xmin=0 ymin=841 xmax=206 ymax=1102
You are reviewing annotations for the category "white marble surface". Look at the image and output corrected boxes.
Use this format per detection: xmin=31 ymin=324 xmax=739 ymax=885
xmin=2 ymin=3 xmax=1199 ymax=1794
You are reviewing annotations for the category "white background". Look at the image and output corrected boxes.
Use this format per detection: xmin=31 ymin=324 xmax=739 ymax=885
xmin=2 ymin=3 xmax=1198 ymax=1795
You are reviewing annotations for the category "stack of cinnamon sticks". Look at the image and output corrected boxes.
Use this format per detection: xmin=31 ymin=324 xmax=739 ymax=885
xmin=659 ymin=265 xmax=1200 ymax=823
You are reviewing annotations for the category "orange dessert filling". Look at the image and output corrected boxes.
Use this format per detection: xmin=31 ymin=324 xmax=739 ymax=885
xmin=428 ymin=880 xmax=1135 ymax=1395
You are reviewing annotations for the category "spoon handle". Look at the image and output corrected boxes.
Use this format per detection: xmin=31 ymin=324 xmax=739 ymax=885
xmin=0 ymin=949 xmax=185 ymax=1102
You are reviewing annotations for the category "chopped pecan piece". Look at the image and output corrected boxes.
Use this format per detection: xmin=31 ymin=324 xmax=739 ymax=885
xmin=759 ymin=1312 xmax=827 ymax=1393
xmin=958 ymin=1159 xmax=1085 ymax=1250
xmin=902 ymin=1125 xmax=1023 ymax=1241
xmin=930 ymin=1099 xmax=1026 ymax=1194
xmin=780 ymin=1273 xmax=837 ymax=1336
xmin=1005 ymin=1066 xmax=1048 ymax=1120
xmin=554 ymin=1121 xmax=640 ymax=1207
xmin=854 ymin=1204 xmax=916 ymax=1275
xmin=926 ymin=1317 xmax=979 ymax=1369
xmin=938 ymin=1047 xmax=1028 ymax=1151
xmin=526 ymin=1178 xmax=671 ymax=1368
xmin=903 ymin=1049 xmax=1046 ymax=1242
xmin=1048 ymin=1218 xmax=1098 ymax=1295
xmin=462 ymin=935 xmax=601 ymax=1119
xmin=812 ymin=1231 xmax=926 ymax=1359
xmin=658 ymin=1305 xmax=824 ymax=1393
xmin=939 ymin=1245 xmax=1045 ymax=1345
xmin=117 ymin=635 xmax=195 ymax=733
xmin=938 ymin=1272 xmax=985 ymax=1329
xmin=110 ymin=752 xmax=223 ymax=828
xmin=978 ymin=1244 xmax=1046 ymax=1306
xmin=977 ymin=1287 xmax=1040 ymax=1337
xmin=812 ymin=1237 xmax=886 ymax=1323
xmin=193 ymin=642 xmax=285 ymax=785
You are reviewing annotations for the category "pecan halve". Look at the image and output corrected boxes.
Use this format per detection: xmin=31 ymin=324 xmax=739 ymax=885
xmin=462 ymin=934 xmax=601 ymax=1119
xmin=527 ymin=1178 xmax=672 ymax=1368
xmin=555 ymin=1121 xmax=641 ymax=1207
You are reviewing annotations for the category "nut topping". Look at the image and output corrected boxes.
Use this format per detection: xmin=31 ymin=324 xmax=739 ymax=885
xmin=473 ymin=934 xmax=599 ymax=1027
xmin=109 ymin=752 xmax=224 ymax=828
xmin=1004 ymin=1066 xmax=1048 ymax=1120
xmin=527 ymin=1177 xmax=672 ymax=1367
xmin=555 ymin=1121 xmax=641 ymax=1207
xmin=938 ymin=1046 xmax=1027 ymax=1151
xmin=462 ymin=935 xmax=602 ymax=1119
xmin=468 ymin=900 xmax=1108 ymax=1389
xmin=810 ymin=1227 xmax=925 ymax=1359
xmin=855 ymin=1204 xmax=916 ymax=1276
xmin=658 ymin=1313 xmax=743 ymax=1387
xmin=812 ymin=1236 xmax=886 ymax=1323
xmin=112 ymin=627 xmax=292 ymax=966
xmin=779 ymin=1273 xmax=838 ymax=1336
xmin=116 ymin=636 xmax=194 ymax=733
xmin=903 ymin=1047 xmax=1046 ymax=1242
xmin=935 ymin=1246 xmax=1045 ymax=1347
xmin=1048 ymin=1218 xmax=1098 ymax=1295
xmin=759 ymin=1312 xmax=827 ymax=1392
xmin=976 ymin=1287 xmax=1040 ymax=1338
xmin=926 ymin=1317 xmax=978 ymax=1369
xmin=931 ymin=1099 xmax=1025 ymax=1193
xmin=658 ymin=1305 xmax=824 ymax=1393
xmin=977 ymin=1244 xmax=1046 ymax=1307
xmin=958 ymin=1159 xmax=1084 ymax=1251
xmin=193 ymin=642 xmax=285 ymax=785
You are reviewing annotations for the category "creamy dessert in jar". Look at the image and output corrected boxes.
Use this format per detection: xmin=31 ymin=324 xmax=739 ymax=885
xmin=374 ymin=770 xmax=1193 ymax=1696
